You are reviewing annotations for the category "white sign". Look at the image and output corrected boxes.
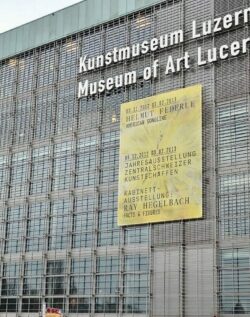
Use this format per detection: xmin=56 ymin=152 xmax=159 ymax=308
xmin=78 ymin=6 xmax=250 ymax=98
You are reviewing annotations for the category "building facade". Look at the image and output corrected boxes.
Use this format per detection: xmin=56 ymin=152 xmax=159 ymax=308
xmin=0 ymin=0 xmax=250 ymax=316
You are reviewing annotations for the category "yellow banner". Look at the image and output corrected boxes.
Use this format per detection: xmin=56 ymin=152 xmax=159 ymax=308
xmin=118 ymin=85 xmax=202 ymax=226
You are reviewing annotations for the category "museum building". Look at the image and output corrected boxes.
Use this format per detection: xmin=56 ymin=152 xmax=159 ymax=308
xmin=0 ymin=0 xmax=250 ymax=316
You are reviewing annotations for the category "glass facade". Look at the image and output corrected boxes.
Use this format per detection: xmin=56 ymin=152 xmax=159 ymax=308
xmin=0 ymin=0 xmax=250 ymax=316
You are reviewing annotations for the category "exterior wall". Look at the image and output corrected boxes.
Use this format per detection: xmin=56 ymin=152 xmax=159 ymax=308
xmin=0 ymin=0 xmax=163 ymax=61
xmin=0 ymin=0 xmax=250 ymax=316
